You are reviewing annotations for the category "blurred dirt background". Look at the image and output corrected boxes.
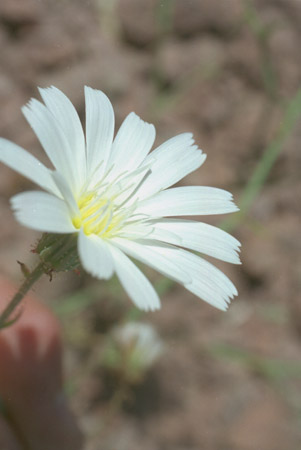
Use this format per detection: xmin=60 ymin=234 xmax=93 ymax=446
xmin=0 ymin=0 xmax=301 ymax=449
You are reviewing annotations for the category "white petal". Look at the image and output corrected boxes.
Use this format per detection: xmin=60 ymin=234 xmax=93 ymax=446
xmin=0 ymin=138 xmax=60 ymax=196
xmin=78 ymin=230 xmax=114 ymax=279
xmin=150 ymin=133 xmax=194 ymax=160
xmin=39 ymin=86 xmax=86 ymax=187
xmin=138 ymin=133 xmax=206 ymax=198
xmin=112 ymin=237 xmax=237 ymax=310
xmin=137 ymin=186 xmax=239 ymax=217
xmin=152 ymin=219 xmax=241 ymax=264
xmin=174 ymin=249 xmax=238 ymax=310
xmin=108 ymin=163 xmax=152 ymax=207
xmin=111 ymin=237 xmax=191 ymax=284
xmin=22 ymin=98 xmax=78 ymax=191
xmin=108 ymin=112 xmax=155 ymax=177
xmin=10 ymin=191 xmax=75 ymax=233
xmin=52 ymin=171 xmax=79 ymax=217
xmin=120 ymin=222 xmax=182 ymax=244
xmin=109 ymin=244 xmax=160 ymax=311
xmin=85 ymin=86 xmax=115 ymax=177
xmin=116 ymin=222 xmax=155 ymax=240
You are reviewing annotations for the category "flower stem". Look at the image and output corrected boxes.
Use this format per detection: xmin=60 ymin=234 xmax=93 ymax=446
xmin=0 ymin=262 xmax=45 ymax=329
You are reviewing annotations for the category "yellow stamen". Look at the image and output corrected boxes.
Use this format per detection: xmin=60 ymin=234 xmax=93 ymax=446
xmin=72 ymin=192 xmax=124 ymax=237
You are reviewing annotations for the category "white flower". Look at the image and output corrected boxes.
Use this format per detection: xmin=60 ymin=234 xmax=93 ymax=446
xmin=102 ymin=322 xmax=164 ymax=384
xmin=0 ymin=86 xmax=240 ymax=311
xmin=112 ymin=322 xmax=164 ymax=370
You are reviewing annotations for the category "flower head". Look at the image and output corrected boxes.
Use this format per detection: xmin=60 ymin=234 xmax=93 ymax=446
xmin=102 ymin=322 xmax=164 ymax=384
xmin=0 ymin=86 xmax=240 ymax=311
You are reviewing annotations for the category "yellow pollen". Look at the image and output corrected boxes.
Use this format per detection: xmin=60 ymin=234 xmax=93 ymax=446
xmin=72 ymin=193 xmax=124 ymax=237
xmin=72 ymin=193 xmax=109 ymax=235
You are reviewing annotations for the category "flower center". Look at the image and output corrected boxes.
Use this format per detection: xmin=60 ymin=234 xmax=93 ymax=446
xmin=72 ymin=192 xmax=117 ymax=236
xmin=72 ymin=164 xmax=152 ymax=238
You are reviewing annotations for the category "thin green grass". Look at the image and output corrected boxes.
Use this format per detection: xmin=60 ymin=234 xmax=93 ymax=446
xmin=244 ymin=0 xmax=279 ymax=100
xmin=221 ymin=88 xmax=301 ymax=232
xmin=209 ymin=343 xmax=301 ymax=382
xmin=222 ymin=2 xmax=301 ymax=232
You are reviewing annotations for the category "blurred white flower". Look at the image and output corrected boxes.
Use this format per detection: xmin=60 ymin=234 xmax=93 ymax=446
xmin=113 ymin=322 xmax=164 ymax=369
xmin=102 ymin=322 xmax=164 ymax=383
xmin=0 ymin=86 xmax=240 ymax=311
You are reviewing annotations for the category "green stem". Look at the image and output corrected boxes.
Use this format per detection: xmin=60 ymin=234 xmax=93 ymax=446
xmin=0 ymin=263 xmax=45 ymax=329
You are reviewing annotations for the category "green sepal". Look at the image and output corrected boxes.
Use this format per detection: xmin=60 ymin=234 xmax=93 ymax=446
xmin=36 ymin=233 xmax=80 ymax=273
